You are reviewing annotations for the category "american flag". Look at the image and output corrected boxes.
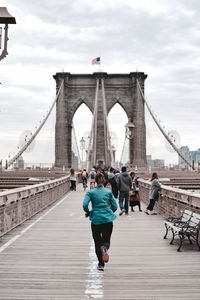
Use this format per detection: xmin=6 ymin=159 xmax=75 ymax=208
xmin=91 ymin=57 xmax=101 ymax=65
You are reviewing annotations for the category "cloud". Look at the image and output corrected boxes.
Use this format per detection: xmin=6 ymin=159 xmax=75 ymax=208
xmin=0 ymin=0 xmax=200 ymax=165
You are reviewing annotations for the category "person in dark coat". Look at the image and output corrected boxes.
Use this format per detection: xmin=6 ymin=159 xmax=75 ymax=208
xmin=116 ymin=166 xmax=132 ymax=215
xmin=108 ymin=167 xmax=119 ymax=198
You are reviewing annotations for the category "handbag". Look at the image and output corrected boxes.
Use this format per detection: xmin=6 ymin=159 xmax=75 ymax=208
xmin=129 ymin=190 xmax=134 ymax=196
xmin=130 ymin=192 xmax=140 ymax=202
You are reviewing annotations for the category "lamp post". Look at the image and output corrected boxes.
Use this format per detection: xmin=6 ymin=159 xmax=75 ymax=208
xmin=80 ymin=137 xmax=86 ymax=169
xmin=125 ymin=119 xmax=135 ymax=140
xmin=125 ymin=119 xmax=135 ymax=168
xmin=0 ymin=7 xmax=16 ymax=61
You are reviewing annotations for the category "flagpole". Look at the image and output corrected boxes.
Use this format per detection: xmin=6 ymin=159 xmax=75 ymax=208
xmin=91 ymin=56 xmax=101 ymax=71
xmin=99 ymin=52 xmax=101 ymax=72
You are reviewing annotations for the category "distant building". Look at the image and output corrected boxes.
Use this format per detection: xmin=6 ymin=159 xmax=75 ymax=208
xmin=178 ymin=146 xmax=200 ymax=169
xmin=190 ymin=148 xmax=200 ymax=166
xmin=178 ymin=146 xmax=191 ymax=168
xmin=147 ymin=155 xmax=165 ymax=169
xmin=15 ymin=155 xmax=24 ymax=169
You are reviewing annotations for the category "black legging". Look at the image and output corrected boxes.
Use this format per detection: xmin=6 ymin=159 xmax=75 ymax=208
xmin=91 ymin=222 xmax=113 ymax=267
xmin=70 ymin=180 xmax=76 ymax=191
xmin=146 ymin=199 xmax=156 ymax=211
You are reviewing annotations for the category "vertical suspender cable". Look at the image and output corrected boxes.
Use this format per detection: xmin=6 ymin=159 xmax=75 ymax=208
xmin=120 ymin=137 xmax=127 ymax=165
xmin=72 ymin=122 xmax=81 ymax=163
xmin=137 ymin=80 xmax=194 ymax=170
xmin=5 ymin=80 xmax=64 ymax=169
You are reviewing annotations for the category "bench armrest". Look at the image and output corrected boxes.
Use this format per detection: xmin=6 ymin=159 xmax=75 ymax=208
xmin=167 ymin=216 xmax=181 ymax=222
xmin=174 ymin=220 xmax=189 ymax=227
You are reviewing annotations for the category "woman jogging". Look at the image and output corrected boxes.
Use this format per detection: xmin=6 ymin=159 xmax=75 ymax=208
xmin=82 ymin=172 xmax=118 ymax=271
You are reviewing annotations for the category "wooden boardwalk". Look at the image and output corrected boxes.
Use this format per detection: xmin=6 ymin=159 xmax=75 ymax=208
xmin=0 ymin=184 xmax=199 ymax=300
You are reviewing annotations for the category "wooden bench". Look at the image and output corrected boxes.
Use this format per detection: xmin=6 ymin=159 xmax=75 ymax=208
xmin=163 ymin=210 xmax=200 ymax=251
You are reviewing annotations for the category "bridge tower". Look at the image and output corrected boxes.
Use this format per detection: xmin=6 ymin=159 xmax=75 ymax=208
xmin=53 ymin=71 xmax=147 ymax=169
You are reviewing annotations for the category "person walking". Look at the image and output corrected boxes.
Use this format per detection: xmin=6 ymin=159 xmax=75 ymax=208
xmin=108 ymin=167 xmax=119 ymax=198
xmin=81 ymin=169 xmax=88 ymax=190
xmin=69 ymin=168 xmax=76 ymax=191
xmin=82 ymin=172 xmax=118 ymax=272
xmin=89 ymin=167 xmax=96 ymax=189
xmin=117 ymin=166 xmax=132 ymax=215
xmin=145 ymin=172 xmax=161 ymax=215
xmin=129 ymin=176 xmax=142 ymax=212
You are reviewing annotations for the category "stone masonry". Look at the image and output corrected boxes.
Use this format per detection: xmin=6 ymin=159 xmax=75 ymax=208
xmin=53 ymin=72 xmax=148 ymax=169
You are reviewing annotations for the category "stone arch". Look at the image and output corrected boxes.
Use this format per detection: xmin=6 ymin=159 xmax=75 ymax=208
xmin=108 ymin=98 xmax=129 ymax=117
xmin=53 ymin=72 xmax=147 ymax=169
xmin=71 ymin=97 xmax=93 ymax=124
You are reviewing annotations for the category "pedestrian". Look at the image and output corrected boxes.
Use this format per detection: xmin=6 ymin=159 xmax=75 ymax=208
xmin=102 ymin=167 xmax=109 ymax=187
xmin=145 ymin=172 xmax=161 ymax=215
xmin=89 ymin=167 xmax=96 ymax=189
xmin=116 ymin=166 xmax=132 ymax=215
xmin=108 ymin=167 xmax=119 ymax=198
xmin=82 ymin=172 xmax=118 ymax=272
xmin=81 ymin=168 xmax=88 ymax=189
xmin=69 ymin=168 xmax=76 ymax=191
xmin=129 ymin=176 xmax=142 ymax=212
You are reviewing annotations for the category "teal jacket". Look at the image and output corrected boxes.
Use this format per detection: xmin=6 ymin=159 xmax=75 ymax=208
xmin=83 ymin=186 xmax=118 ymax=225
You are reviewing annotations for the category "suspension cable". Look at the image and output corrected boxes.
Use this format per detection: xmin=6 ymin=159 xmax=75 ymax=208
xmin=136 ymin=80 xmax=194 ymax=170
xmin=5 ymin=79 xmax=64 ymax=169
xmin=120 ymin=136 xmax=127 ymax=165
xmin=72 ymin=122 xmax=81 ymax=163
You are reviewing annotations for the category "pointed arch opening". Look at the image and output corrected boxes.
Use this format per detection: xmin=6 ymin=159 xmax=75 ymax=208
xmin=73 ymin=103 xmax=93 ymax=167
xmin=107 ymin=103 xmax=128 ymax=165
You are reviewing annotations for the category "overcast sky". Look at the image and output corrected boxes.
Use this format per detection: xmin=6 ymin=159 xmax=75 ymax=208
xmin=0 ymin=0 xmax=200 ymax=167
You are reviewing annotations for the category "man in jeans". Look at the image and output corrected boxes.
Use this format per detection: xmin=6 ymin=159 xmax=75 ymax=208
xmin=117 ymin=166 xmax=132 ymax=215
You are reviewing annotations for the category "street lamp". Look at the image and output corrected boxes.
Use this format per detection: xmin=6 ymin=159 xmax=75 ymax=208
xmin=0 ymin=7 xmax=16 ymax=61
xmin=80 ymin=137 xmax=86 ymax=169
xmin=125 ymin=119 xmax=135 ymax=140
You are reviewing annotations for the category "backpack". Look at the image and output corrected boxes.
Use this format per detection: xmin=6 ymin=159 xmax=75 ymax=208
xmin=90 ymin=171 xmax=95 ymax=179
xmin=82 ymin=171 xmax=87 ymax=178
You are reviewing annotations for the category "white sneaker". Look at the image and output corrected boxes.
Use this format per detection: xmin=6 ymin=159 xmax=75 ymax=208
xmin=97 ymin=264 xmax=104 ymax=271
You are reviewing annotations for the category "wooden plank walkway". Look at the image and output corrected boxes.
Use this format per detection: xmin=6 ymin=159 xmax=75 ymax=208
xmin=0 ymin=184 xmax=199 ymax=300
